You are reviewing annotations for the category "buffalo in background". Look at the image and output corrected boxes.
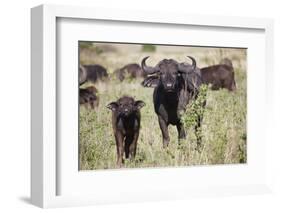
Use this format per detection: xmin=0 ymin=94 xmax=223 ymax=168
xmin=141 ymin=56 xmax=203 ymax=147
xmin=79 ymin=86 xmax=99 ymax=109
xmin=79 ymin=64 xmax=99 ymax=109
xmin=114 ymin=63 xmax=146 ymax=81
xmin=82 ymin=64 xmax=109 ymax=83
xmin=79 ymin=64 xmax=88 ymax=85
xmin=200 ymin=58 xmax=236 ymax=91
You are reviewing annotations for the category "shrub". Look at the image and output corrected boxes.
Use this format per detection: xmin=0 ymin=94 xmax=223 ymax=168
xmin=142 ymin=44 xmax=156 ymax=52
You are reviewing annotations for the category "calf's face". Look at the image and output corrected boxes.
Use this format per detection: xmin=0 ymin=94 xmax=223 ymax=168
xmin=107 ymin=96 xmax=145 ymax=117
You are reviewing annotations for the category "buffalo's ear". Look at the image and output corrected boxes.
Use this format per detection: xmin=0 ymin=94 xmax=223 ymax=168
xmin=141 ymin=76 xmax=159 ymax=87
xmin=106 ymin=102 xmax=118 ymax=111
xmin=135 ymin=100 xmax=145 ymax=109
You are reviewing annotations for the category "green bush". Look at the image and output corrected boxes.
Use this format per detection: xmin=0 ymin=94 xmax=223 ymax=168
xmin=183 ymin=84 xmax=208 ymax=129
xmin=142 ymin=44 xmax=156 ymax=52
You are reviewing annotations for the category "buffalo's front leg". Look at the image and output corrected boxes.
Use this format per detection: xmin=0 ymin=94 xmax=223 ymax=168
xmin=124 ymin=134 xmax=133 ymax=159
xmin=130 ymin=131 xmax=139 ymax=160
xmin=124 ymin=132 xmax=139 ymax=160
xmin=176 ymin=121 xmax=186 ymax=141
xmin=115 ymin=133 xmax=124 ymax=167
xmin=158 ymin=116 xmax=170 ymax=148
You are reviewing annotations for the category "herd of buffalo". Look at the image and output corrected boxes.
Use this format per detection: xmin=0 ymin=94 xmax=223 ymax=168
xmin=79 ymin=56 xmax=236 ymax=167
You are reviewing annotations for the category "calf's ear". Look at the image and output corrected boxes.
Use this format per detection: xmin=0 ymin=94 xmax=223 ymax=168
xmin=135 ymin=100 xmax=145 ymax=109
xmin=106 ymin=102 xmax=118 ymax=111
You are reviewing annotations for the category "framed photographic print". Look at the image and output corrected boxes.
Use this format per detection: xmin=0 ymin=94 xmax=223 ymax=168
xmin=31 ymin=4 xmax=274 ymax=208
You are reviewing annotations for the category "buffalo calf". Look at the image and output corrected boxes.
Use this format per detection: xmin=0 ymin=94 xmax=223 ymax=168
xmin=107 ymin=96 xmax=145 ymax=167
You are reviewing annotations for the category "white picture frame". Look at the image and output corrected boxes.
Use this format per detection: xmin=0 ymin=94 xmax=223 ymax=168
xmin=31 ymin=4 xmax=274 ymax=208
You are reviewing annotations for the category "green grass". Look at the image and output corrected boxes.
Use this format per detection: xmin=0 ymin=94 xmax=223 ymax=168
xmin=79 ymin=45 xmax=247 ymax=170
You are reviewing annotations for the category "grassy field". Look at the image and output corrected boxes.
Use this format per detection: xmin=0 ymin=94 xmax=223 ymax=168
xmin=79 ymin=43 xmax=247 ymax=170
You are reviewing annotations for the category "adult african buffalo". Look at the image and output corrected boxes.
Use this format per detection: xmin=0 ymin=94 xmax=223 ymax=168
xmin=83 ymin=64 xmax=108 ymax=83
xmin=200 ymin=58 xmax=236 ymax=91
xmin=107 ymin=96 xmax=145 ymax=167
xmin=141 ymin=56 xmax=203 ymax=147
xmin=79 ymin=65 xmax=99 ymax=109
xmin=114 ymin=63 xmax=146 ymax=81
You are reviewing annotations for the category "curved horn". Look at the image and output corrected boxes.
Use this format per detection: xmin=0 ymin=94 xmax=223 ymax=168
xmin=178 ymin=56 xmax=197 ymax=73
xmin=79 ymin=65 xmax=87 ymax=85
xmin=141 ymin=56 xmax=159 ymax=74
xmin=187 ymin=56 xmax=196 ymax=70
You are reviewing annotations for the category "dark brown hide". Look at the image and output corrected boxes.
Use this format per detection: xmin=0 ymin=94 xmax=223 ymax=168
xmin=200 ymin=63 xmax=236 ymax=91
xmin=83 ymin=64 xmax=108 ymax=83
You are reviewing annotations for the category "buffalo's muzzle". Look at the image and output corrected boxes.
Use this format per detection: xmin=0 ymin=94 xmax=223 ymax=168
xmin=121 ymin=108 xmax=131 ymax=116
xmin=164 ymin=83 xmax=175 ymax=91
